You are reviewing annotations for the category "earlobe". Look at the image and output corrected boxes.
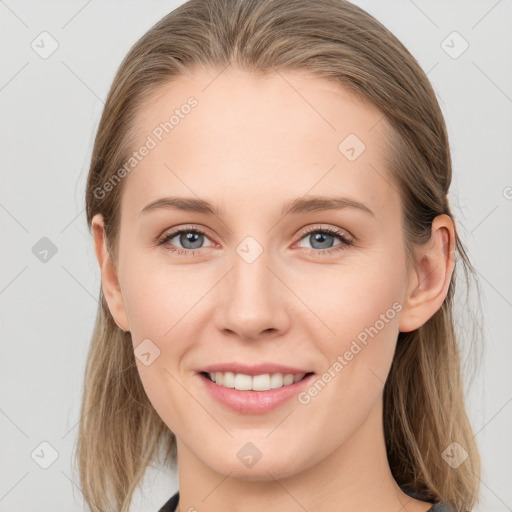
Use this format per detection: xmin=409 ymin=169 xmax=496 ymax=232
xmin=91 ymin=213 xmax=130 ymax=332
xmin=398 ymin=214 xmax=455 ymax=333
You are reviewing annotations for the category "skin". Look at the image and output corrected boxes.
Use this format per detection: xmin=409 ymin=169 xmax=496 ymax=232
xmin=92 ymin=67 xmax=455 ymax=512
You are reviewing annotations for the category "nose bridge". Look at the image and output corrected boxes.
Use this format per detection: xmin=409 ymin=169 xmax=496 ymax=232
xmin=215 ymin=235 xmax=290 ymax=338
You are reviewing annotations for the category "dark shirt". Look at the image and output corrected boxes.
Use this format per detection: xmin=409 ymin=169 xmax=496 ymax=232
xmin=157 ymin=489 xmax=455 ymax=511
xmin=158 ymin=491 xmax=178 ymax=512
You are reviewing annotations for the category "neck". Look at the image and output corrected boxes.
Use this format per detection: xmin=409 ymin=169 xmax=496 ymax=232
xmin=174 ymin=399 xmax=431 ymax=512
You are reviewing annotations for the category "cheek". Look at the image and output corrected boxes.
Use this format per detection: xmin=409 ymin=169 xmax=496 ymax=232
xmin=119 ymin=252 xmax=206 ymax=341
xmin=293 ymin=248 xmax=405 ymax=345
xmin=294 ymin=250 xmax=405 ymax=405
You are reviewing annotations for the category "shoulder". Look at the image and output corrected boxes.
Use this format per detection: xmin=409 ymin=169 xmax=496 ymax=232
xmin=427 ymin=504 xmax=458 ymax=512
xmin=400 ymin=484 xmax=457 ymax=512
xmin=157 ymin=490 xmax=179 ymax=512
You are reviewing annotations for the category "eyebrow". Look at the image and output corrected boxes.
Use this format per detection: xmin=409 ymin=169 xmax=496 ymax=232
xmin=282 ymin=195 xmax=374 ymax=217
xmin=140 ymin=195 xmax=375 ymax=218
xmin=141 ymin=196 xmax=220 ymax=216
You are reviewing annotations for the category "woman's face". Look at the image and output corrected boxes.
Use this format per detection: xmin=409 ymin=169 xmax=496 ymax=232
xmin=100 ymin=67 xmax=418 ymax=479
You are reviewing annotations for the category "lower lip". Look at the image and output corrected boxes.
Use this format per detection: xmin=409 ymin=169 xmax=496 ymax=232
xmin=198 ymin=372 xmax=316 ymax=414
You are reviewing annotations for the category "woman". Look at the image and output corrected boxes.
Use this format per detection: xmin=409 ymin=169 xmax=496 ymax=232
xmin=76 ymin=1 xmax=481 ymax=511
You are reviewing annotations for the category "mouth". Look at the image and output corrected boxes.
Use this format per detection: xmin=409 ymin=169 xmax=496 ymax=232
xmin=200 ymin=371 xmax=315 ymax=391
xmin=198 ymin=367 xmax=317 ymax=414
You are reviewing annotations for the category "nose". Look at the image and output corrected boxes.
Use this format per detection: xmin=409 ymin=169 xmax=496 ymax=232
xmin=214 ymin=244 xmax=292 ymax=341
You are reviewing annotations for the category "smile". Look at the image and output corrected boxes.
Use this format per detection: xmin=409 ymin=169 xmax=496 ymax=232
xmin=204 ymin=371 xmax=310 ymax=391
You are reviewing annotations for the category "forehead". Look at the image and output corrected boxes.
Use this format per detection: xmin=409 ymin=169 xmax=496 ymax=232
xmin=121 ymin=66 xmax=400 ymax=224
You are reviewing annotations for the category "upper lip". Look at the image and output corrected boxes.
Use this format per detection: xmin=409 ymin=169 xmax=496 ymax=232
xmin=198 ymin=362 xmax=313 ymax=376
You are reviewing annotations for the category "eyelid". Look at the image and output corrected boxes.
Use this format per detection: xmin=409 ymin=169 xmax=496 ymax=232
xmin=158 ymin=224 xmax=218 ymax=244
xmin=294 ymin=224 xmax=354 ymax=245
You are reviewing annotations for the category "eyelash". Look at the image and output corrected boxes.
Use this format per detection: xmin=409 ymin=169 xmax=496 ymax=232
xmin=158 ymin=224 xmax=354 ymax=257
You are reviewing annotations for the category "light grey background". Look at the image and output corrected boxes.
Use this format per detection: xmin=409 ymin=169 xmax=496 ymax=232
xmin=1 ymin=1 xmax=511 ymax=511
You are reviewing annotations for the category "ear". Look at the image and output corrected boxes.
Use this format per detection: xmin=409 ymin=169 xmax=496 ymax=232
xmin=398 ymin=214 xmax=456 ymax=333
xmin=91 ymin=213 xmax=130 ymax=332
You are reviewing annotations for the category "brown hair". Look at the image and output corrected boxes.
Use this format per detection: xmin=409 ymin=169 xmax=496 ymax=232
xmin=76 ymin=0 xmax=482 ymax=510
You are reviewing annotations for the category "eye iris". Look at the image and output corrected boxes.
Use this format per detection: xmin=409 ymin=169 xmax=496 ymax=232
xmin=181 ymin=231 xmax=203 ymax=249
xmin=310 ymin=232 xmax=334 ymax=250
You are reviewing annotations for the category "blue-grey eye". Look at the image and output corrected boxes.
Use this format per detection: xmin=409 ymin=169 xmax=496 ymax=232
xmin=176 ymin=231 xmax=204 ymax=249
xmin=298 ymin=229 xmax=348 ymax=251
xmin=308 ymin=232 xmax=337 ymax=250
xmin=161 ymin=229 xmax=214 ymax=251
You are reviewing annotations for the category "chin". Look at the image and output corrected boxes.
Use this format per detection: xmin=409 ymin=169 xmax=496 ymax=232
xmin=201 ymin=445 xmax=308 ymax=482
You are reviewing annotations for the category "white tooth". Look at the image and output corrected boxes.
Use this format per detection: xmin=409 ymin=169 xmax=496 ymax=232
xmin=252 ymin=374 xmax=271 ymax=391
xmin=234 ymin=373 xmax=253 ymax=390
xmin=222 ymin=371 xmax=235 ymax=388
xmin=211 ymin=371 xmax=304 ymax=390
xmin=269 ymin=373 xmax=285 ymax=389
xmin=283 ymin=374 xmax=294 ymax=386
